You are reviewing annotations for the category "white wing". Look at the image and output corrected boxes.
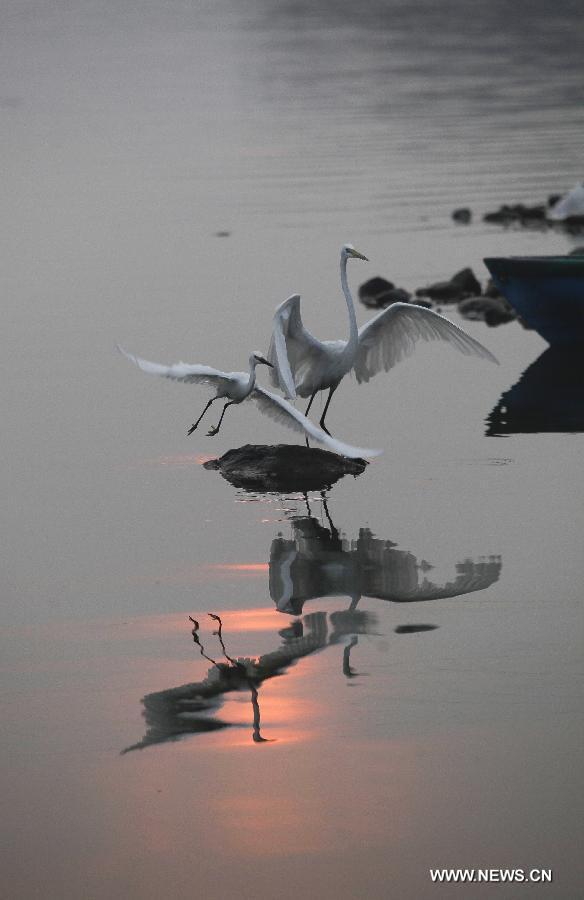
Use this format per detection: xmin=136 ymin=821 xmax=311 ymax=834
xmin=354 ymin=303 xmax=499 ymax=384
xmin=267 ymin=294 xmax=326 ymax=399
xmin=250 ymin=386 xmax=382 ymax=459
xmin=117 ymin=345 xmax=235 ymax=390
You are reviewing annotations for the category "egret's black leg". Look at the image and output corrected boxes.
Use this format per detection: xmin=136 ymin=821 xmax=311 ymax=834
xmin=319 ymin=386 xmax=337 ymax=436
xmin=187 ymin=397 xmax=215 ymax=435
xmin=207 ymin=400 xmax=236 ymax=437
xmin=304 ymin=392 xmax=317 ymax=447
xmin=321 ymin=493 xmax=338 ymax=540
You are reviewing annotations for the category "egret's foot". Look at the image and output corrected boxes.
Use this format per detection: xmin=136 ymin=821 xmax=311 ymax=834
xmin=207 ymin=426 xmax=220 ymax=437
xmin=320 ymin=423 xmax=332 ymax=437
xmin=187 ymin=423 xmax=197 ymax=435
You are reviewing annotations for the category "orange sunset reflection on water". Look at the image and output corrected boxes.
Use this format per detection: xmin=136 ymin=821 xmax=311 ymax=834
xmin=121 ymin=601 xmax=373 ymax=756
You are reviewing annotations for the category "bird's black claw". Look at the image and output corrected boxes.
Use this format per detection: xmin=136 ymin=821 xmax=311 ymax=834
xmin=187 ymin=424 xmax=196 ymax=435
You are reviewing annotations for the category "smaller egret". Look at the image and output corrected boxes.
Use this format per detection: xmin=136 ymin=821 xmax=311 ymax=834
xmin=117 ymin=346 xmax=381 ymax=459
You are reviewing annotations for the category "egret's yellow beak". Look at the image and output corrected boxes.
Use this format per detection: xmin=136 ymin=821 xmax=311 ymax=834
xmin=348 ymin=248 xmax=368 ymax=261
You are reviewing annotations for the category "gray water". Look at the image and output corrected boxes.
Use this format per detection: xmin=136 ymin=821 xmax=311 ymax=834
xmin=2 ymin=1 xmax=583 ymax=897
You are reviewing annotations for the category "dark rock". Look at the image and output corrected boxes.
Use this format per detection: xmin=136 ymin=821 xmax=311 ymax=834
xmin=415 ymin=281 xmax=460 ymax=302
xmin=412 ymin=297 xmax=433 ymax=309
xmin=394 ymin=624 xmax=439 ymax=634
xmin=203 ymin=444 xmax=368 ymax=493
xmin=363 ymin=287 xmax=411 ymax=309
xmin=450 ymin=267 xmax=482 ymax=294
xmin=358 ymin=276 xmax=394 ymax=306
xmin=458 ymin=295 xmax=516 ymax=326
xmin=483 ymin=205 xmax=518 ymax=224
xmin=484 ymin=278 xmax=503 ymax=298
xmin=547 ymin=194 xmax=562 ymax=208
xmin=484 ymin=203 xmax=547 ymax=225
xmin=416 ymin=267 xmax=481 ymax=303
xmin=452 ymin=207 xmax=472 ymax=224
xmin=520 ymin=204 xmax=547 ymax=221
xmin=359 ymin=278 xmax=411 ymax=309
xmin=568 ymin=246 xmax=584 ymax=256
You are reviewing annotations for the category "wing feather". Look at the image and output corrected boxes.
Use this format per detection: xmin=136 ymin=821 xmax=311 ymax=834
xmin=267 ymin=295 xmax=325 ymax=399
xmin=117 ymin=345 xmax=235 ymax=389
xmin=250 ymin=386 xmax=382 ymax=459
xmin=354 ymin=303 xmax=498 ymax=383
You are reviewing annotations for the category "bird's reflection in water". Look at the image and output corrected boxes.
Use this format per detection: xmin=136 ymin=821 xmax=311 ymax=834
xmin=122 ymin=608 xmax=375 ymax=754
xmin=270 ymin=495 xmax=502 ymax=615
xmin=487 ymin=346 xmax=584 ymax=435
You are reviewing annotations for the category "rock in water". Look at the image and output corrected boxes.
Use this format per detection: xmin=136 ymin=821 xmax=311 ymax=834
xmin=358 ymin=276 xmax=395 ymax=303
xmin=452 ymin=207 xmax=472 ymax=224
xmin=204 ymin=444 xmax=368 ymax=493
xmin=394 ymin=624 xmax=439 ymax=634
xmin=458 ymin=295 xmax=516 ymax=326
xmin=416 ymin=267 xmax=481 ymax=302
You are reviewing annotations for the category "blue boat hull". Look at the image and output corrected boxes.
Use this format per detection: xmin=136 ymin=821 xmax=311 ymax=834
xmin=484 ymin=256 xmax=584 ymax=345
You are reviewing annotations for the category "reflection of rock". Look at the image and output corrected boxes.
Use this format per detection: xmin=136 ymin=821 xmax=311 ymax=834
xmin=203 ymin=444 xmax=367 ymax=493
xmin=486 ymin=346 xmax=584 ymax=436
xmin=122 ymin=609 xmax=375 ymax=752
xmin=416 ymin=267 xmax=481 ymax=303
xmin=270 ymin=510 xmax=501 ymax=615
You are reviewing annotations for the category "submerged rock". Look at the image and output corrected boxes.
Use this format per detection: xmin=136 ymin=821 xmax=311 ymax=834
xmin=204 ymin=444 xmax=368 ymax=493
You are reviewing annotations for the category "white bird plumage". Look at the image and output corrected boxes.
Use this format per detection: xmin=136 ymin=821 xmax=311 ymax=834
xmin=268 ymin=244 xmax=499 ymax=433
xmin=117 ymin=345 xmax=382 ymax=459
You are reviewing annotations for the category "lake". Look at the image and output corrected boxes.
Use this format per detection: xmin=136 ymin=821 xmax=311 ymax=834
xmin=2 ymin=0 xmax=583 ymax=897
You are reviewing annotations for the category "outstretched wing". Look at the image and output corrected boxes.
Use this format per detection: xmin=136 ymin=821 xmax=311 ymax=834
xmin=354 ymin=303 xmax=499 ymax=384
xmin=267 ymin=294 xmax=325 ymax=399
xmin=250 ymin=385 xmax=382 ymax=459
xmin=117 ymin=345 xmax=235 ymax=390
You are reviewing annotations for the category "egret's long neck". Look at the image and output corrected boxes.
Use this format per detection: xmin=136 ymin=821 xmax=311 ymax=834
xmin=340 ymin=254 xmax=359 ymax=360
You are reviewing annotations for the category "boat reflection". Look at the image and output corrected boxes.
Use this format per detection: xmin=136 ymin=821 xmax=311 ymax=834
xmin=122 ymin=608 xmax=375 ymax=753
xmin=487 ymin=346 xmax=584 ymax=435
xmin=270 ymin=497 xmax=501 ymax=615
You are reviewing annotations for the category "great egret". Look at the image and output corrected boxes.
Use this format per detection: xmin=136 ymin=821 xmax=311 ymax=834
xmin=268 ymin=244 xmax=499 ymax=434
xmin=117 ymin=345 xmax=381 ymax=459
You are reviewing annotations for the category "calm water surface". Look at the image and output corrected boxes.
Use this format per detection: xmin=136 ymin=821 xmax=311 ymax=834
xmin=2 ymin=1 xmax=583 ymax=897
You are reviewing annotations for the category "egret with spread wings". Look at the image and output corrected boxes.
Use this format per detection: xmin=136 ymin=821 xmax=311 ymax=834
xmin=268 ymin=244 xmax=499 ymax=434
xmin=117 ymin=346 xmax=381 ymax=459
